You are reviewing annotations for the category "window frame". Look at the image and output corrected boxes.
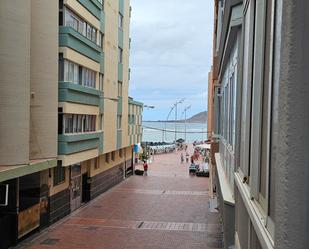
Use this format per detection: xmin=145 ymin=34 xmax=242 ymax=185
xmin=239 ymin=0 xmax=276 ymax=239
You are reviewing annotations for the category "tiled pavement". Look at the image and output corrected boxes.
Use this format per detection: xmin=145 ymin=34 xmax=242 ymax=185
xmin=17 ymin=145 xmax=222 ymax=249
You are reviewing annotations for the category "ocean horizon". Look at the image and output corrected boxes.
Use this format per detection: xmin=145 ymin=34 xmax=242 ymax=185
xmin=142 ymin=121 xmax=207 ymax=143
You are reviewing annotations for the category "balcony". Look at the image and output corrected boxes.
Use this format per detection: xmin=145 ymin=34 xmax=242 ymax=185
xmin=59 ymin=26 xmax=102 ymax=63
xmin=77 ymin=0 xmax=103 ymax=20
xmin=58 ymin=131 xmax=103 ymax=155
xmin=59 ymin=82 xmax=103 ymax=108
xmin=119 ymin=0 xmax=124 ymax=15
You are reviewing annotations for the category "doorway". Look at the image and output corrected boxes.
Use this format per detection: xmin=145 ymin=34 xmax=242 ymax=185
xmin=70 ymin=164 xmax=82 ymax=212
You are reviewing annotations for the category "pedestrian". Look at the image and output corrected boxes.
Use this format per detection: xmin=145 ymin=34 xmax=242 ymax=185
xmin=191 ymin=155 xmax=194 ymax=164
xmin=186 ymin=152 xmax=189 ymax=163
xmin=143 ymin=161 xmax=148 ymax=176
xmin=181 ymin=153 xmax=184 ymax=163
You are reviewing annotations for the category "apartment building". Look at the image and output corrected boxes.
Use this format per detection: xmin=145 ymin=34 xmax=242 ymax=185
xmin=128 ymin=97 xmax=143 ymax=145
xmin=0 ymin=1 xmax=142 ymax=248
xmin=0 ymin=1 xmax=58 ymax=248
xmin=208 ymin=0 xmax=309 ymax=249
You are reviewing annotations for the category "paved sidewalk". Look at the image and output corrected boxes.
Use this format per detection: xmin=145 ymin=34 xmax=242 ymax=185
xmin=17 ymin=145 xmax=222 ymax=249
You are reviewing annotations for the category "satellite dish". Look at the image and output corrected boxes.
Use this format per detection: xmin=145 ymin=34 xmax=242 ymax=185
xmin=0 ymin=184 xmax=9 ymax=206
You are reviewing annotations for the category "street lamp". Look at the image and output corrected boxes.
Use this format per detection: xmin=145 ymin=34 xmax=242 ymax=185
xmin=174 ymin=98 xmax=185 ymax=142
xmin=141 ymin=104 xmax=155 ymax=163
xmin=164 ymin=104 xmax=176 ymax=142
xmin=143 ymin=105 xmax=155 ymax=109
xmin=182 ymin=105 xmax=191 ymax=142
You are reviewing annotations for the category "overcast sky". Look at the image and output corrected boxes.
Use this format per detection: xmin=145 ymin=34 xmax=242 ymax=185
xmin=129 ymin=0 xmax=214 ymax=120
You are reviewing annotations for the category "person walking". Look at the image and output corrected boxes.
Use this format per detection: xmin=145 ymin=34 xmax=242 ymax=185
xmin=181 ymin=153 xmax=184 ymax=163
xmin=143 ymin=161 xmax=148 ymax=176
xmin=186 ymin=152 xmax=189 ymax=163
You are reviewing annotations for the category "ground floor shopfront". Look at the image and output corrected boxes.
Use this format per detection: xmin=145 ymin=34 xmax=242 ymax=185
xmin=0 ymin=146 xmax=134 ymax=249
xmin=0 ymin=168 xmax=53 ymax=249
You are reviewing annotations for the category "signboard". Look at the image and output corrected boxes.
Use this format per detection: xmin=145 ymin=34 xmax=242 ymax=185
xmin=0 ymin=184 xmax=9 ymax=206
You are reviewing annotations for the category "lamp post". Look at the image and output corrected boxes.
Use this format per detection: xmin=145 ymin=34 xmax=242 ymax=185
xmin=165 ymin=105 xmax=176 ymax=142
xmin=140 ymin=104 xmax=155 ymax=165
xmin=143 ymin=105 xmax=155 ymax=109
xmin=141 ymin=104 xmax=155 ymax=142
xmin=174 ymin=98 xmax=185 ymax=142
xmin=182 ymin=105 xmax=191 ymax=142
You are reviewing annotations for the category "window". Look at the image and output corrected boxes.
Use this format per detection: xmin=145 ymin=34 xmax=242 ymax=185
xmin=58 ymin=108 xmax=64 ymax=134
xmin=119 ymin=149 xmax=123 ymax=158
xmin=118 ymin=82 xmax=123 ymax=97
xmin=105 ymin=153 xmax=110 ymax=163
xmin=118 ymin=47 xmax=123 ymax=63
xmin=59 ymin=57 xmax=96 ymax=89
xmin=238 ymin=0 xmax=276 ymax=239
xmin=99 ymin=114 xmax=103 ymax=130
xmin=59 ymin=0 xmax=64 ymax=25
xmin=117 ymin=115 xmax=122 ymax=129
xmin=62 ymin=60 xmax=79 ymax=84
xmin=53 ymin=161 xmax=66 ymax=186
xmin=98 ymin=33 xmax=104 ymax=49
xmin=63 ymin=114 xmax=96 ymax=134
xmin=64 ymin=114 xmax=73 ymax=133
xmin=64 ymin=8 xmax=97 ymax=43
xmin=65 ymin=8 xmax=85 ymax=34
xmin=99 ymin=73 xmax=104 ymax=91
xmin=118 ymin=13 xmax=123 ymax=29
xmin=98 ymin=0 xmax=104 ymax=9
xmin=82 ymin=67 xmax=96 ymax=88
xmin=111 ymin=151 xmax=115 ymax=161
xmin=239 ymin=0 xmax=255 ymax=178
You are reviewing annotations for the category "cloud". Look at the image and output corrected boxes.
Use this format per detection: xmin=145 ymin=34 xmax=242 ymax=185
xmin=129 ymin=0 xmax=214 ymax=120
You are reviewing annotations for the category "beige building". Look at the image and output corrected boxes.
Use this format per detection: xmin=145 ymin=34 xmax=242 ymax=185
xmin=0 ymin=1 xmax=142 ymax=248
xmin=209 ymin=1 xmax=309 ymax=249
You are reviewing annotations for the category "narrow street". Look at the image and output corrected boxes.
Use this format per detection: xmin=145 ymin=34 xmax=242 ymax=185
xmin=17 ymin=146 xmax=222 ymax=249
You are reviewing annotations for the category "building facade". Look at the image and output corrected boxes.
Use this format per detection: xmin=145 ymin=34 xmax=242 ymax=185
xmin=0 ymin=1 xmax=142 ymax=248
xmin=128 ymin=97 xmax=143 ymax=146
xmin=208 ymin=0 xmax=309 ymax=249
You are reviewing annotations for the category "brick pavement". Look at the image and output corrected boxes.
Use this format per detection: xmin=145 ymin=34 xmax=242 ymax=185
xmin=17 ymin=145 xmax=222 ymax=249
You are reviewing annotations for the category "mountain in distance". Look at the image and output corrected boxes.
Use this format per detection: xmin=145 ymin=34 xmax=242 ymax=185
xmin=184 ymin=111 xmax=208 ymax=123
xmin=145 ymin=111 xmax=208 ymax=123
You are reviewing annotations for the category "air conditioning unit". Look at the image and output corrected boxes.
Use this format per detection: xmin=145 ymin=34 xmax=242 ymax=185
xmin=0 ymin=184 xmax=9 ymax=206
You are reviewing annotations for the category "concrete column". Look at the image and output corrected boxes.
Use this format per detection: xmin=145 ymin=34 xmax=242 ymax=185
xmin=30 ymin=0 xmax=58 ymax=160
xmin=275 ymin=0 xmax=309 ymax=248
xmin=0 ymin=0 xmax=31 ymax=166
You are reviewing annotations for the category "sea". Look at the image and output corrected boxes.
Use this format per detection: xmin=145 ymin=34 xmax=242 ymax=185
xmin=142 ymin=121 xmax=207 ymax=143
